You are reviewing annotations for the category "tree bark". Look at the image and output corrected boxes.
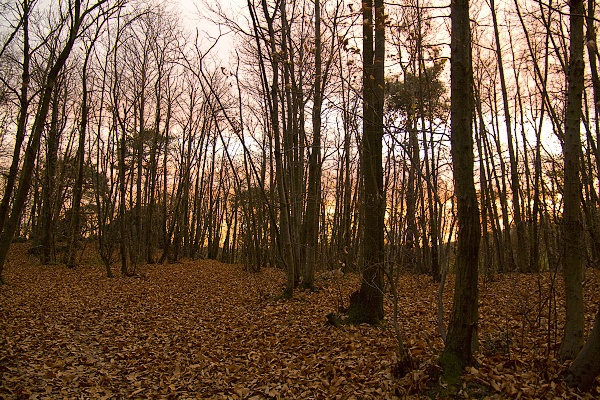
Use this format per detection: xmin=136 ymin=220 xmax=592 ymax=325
xmin=0 ymin=0 xmax=30 ymax=237
xmin=254 ymin=0 xmax=296 ymax=296
xmin=440 ymin=0 xmax=481 ymax=383
xmin=565 ymin=307 xmax=600 ymax=391
xmin=303 ymin=0 xmax=322 ymax=290
xmin=40 ymin=83 xmax=62 ymax=264
xmin=118 ymin=113 xmax=130 ymax=276
xmin=560 ymin=0 xmax=585 ymax=361
xmin=346 ymin=0 xmax=385 ymax=325
xmin=489 ymin=0 xmax=525 ymax=272
xmin=66 ymin=52 xmax=90 ymax=268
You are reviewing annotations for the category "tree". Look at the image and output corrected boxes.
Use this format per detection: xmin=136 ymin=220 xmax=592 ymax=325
xmin=488 ymin=0 xmax=525 ymax=272
xmin=0 ymin=0 xmax=30 ymax=238
xmin=39 ymin=73 xmax=67 ymax=264
xmin=246 ymin=0 xmax=297 ymax=296
xmin=385 ymin=58 xmax=447 ymax=279
xmin=345 ymin=0 xmax=386 ymax=324
xmin=0 ymin=0 xmax=124 ymax=283
xmin=565 ymin=307 xmax=600 ymax=391
xmin=304 ymin=0 xmax=349 ymax=281
xmin=65 ymin=13 xmax=108 ymax=268
xmin=440 ymin=0 xmax=481 ymax=384
xmin=303 ymin=0 xmax=322 ymax=290
xmin=560 ymin=0 xmax=585 ymax=361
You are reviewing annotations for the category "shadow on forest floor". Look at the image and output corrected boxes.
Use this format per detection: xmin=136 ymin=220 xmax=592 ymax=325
xmin=1 ymin=242 xmax=599 ymax=399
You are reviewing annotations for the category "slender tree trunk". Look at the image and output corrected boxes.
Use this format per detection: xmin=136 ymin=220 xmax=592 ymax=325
xmin=41 ymin=84 xmax=62 ymax=264
xmin=145 ymin=77 xmax=162 ymax=264
xmin=66 ymin=32 xmax=100 ymax=267
xmin=134 ymin=71 xmax=146 ymax=267
xmin=489 ymin=0 xmax=525 ymax=272
xmin=474 ymin=85 xmax=493 ymax=277
xmin=0 ymin=0 xmax=30 ymax=235
xmin=423 ymin=115 xmax=440 ymax=281
xmin=491 ymin=111 xmax=515 ymax=272
xmin=259 ymin=0 xmax=295 ymax=296
xmin=406 ymin=116 xmax=420 ymax=273
xmin=530 ymin=20 xmax=551 ymax=274
xmin=162 ymin=103 xmax=170 ymax=251
xmin=303 ymin=0 xmax=322 ymax=290
xmin=280 ymin=0 xmax=302 ymax=288
xmin=118 ymin=114 xmax=130 ymax=276
xmin=584 ymin=0 xmax=600 ymax=263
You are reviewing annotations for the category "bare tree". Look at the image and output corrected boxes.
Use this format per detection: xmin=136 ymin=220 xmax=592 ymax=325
xmin=565 ymin=307 xmax=600 ymax=390
xmin=440 ymin=0 xmax=481 ymax=383
xmin=560 ymin=0 xmax=585 ymax=361
xmin=65 ymin=14 xmax=108 ymax=268
xmin=0 ymin=0 xmax=125 ymax=282
xmin=0 ymin=0 xmax=31 ymax=237
xmin=302 ymin=0 xmax=322 ymax=290
xmin=488 ymin=0 xmax=525 ymax=272
xmin=345 ymin=0 xmax=386 ymax=324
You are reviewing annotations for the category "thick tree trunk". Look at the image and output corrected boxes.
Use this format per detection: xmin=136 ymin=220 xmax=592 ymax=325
xmin=560 ymin=0 xmax=585 ymax=361
xmin=346 ymin=0 xmax=385 ymax=325
xmin=440 ymin=0 xmax=481 ymax=383
xmin=565 ymin=307 xmax=600 ymax=391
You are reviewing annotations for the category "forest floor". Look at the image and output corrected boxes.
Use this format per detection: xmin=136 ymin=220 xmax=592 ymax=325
xmin=1 ymin=243 xmax=600 ymax=399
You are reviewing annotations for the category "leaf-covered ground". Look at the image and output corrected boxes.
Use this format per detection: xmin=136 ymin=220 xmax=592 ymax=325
xmin=1 ymin=243 xmax=599 ymax=399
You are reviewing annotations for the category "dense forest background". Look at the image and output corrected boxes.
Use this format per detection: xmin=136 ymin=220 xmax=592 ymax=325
xmin=0 ymin=0 xmax=588 ymax=280
xmin=1 ymin=0 xmax=600 ymax=395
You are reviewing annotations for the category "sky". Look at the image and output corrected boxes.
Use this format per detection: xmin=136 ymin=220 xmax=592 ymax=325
xmin=176 ymin=0 xmax=249 ymax=60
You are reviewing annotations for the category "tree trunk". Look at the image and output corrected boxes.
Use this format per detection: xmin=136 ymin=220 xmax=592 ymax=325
xmin=0 ymin=0 xmax=30 ymax=237
xmin=474 ymin=86 xmax=493 ymax=277
xmin=66 ymin=33 xmax=99 ymax=268
xmin=560 ymin=0 xmax=585 ymax=361
xmin=565 ymin=307 xmax=600 ymax=391
xmin=41 ymin=83 xmax=62 ymax=264
xmin=440 ymin=0 xmax=481 ymax=383
xmin=346 ymin=0 xmax=385 ymax=325
xmin=406 ymin=117 xmax=420 ymax=273
xmin=261 ymin=0 xmax=296 ymax=297
xmin=303 ymin=0 xmax=322 ymax=290
xmin=489 ymin=0 xmax=525 ymax=272
xmin=118 ymin=117 xmax=130 ymax=276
